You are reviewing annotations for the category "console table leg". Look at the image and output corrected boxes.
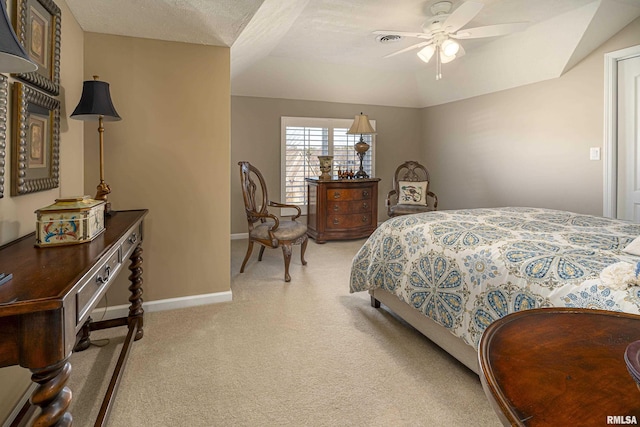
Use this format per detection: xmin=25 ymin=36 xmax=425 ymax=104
xmin=30 ymin=359 xmax=72 ymax=427
xmin=128 ymin=245 xmax=144 ymax=341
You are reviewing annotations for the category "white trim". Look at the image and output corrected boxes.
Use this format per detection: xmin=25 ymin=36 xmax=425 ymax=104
xmin=231 ymin=232 xmax=248 ymax=240
xmin=90 ymin=291 xmax=233 ymax=321
xmin=604 ymin=45 xmax=640 ymax=218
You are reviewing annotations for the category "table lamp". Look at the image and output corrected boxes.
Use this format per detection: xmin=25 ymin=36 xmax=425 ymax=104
xmin=346 ymin=112 xmax=376 ymax=178
xmin=71 ymin=76 xmax=121 ymax=214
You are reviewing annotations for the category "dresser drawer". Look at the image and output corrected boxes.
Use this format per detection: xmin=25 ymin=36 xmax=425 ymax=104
xmin=76 ymin=248 xmax=122 ymax=324
xmin=326 ymin=187 xmax=373 ymax=202
xmin=328 ymin=199 xmax=373 ymax=214
xmin=326 ymin=213 xmax=372 ymax=229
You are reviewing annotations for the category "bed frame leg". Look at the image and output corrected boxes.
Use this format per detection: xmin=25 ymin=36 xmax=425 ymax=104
xmin=370 ymin=295 xmax=381 ymax=308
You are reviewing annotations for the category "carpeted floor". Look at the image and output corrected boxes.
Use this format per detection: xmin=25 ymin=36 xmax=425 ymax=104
xmin=64 ymin=237 xmax=501 ymax=426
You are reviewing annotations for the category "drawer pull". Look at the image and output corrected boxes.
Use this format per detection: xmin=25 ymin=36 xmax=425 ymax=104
xmin=362 ymin=216 xmax=368 ymax=223
xmin=96 ymin=265 xmax=111 ymax=285
xmin=128 ymin=233 xmax=138 ymax=245
xmin=333 ymin=218 xmax=340 ymax=225
xmin=333 ymin=192 xmax=341 ymax=199
xmin=362 ymin=190 xmax=369 ymax=197
xmin=362 ymin=203 xmax=369 ymax=209
xmin=333 ymin=205 xmax=340 ymax=212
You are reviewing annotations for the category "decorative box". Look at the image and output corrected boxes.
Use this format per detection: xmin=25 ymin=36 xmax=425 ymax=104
xmin=35 ymin=197 xmax=106 ymax=247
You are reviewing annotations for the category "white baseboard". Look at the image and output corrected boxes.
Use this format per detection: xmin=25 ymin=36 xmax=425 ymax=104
xmin=231 ymin=233 xmax=248 ymax=240
xmin=91 ymin=290 xmax=233 ymax=320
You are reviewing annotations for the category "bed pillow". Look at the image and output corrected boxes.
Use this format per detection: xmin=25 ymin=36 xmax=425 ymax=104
xmin=624 ymin=236 xmax=640 ymax=256
xmin=398 ymin=181 xmax=428 ymax=205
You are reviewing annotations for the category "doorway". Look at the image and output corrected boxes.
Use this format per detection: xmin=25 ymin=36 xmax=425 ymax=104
xmin=604 ymin=45 xmax=640 ymax=221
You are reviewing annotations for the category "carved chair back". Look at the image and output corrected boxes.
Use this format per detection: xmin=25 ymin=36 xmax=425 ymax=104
xmin=387 ymin=160 xmax=438 ymax=216
xmin=393 ymin=161 xmax=431 ymax=193
xmin=239 ymin=161 xmax=269 ymax=229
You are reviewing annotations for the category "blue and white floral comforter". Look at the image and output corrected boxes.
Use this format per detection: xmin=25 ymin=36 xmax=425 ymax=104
xmin=349 ymin=207 xmax=640 ymax=350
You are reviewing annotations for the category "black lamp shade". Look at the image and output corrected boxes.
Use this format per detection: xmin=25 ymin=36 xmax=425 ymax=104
xmin=0 ymin=1 xmax=37 ymax=73
xmin=71 ymin=79 xmax=121 ymax=121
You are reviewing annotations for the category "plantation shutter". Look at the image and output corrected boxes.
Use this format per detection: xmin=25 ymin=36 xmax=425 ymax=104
xmin=281 ymin=117 xmax=375 ymax=214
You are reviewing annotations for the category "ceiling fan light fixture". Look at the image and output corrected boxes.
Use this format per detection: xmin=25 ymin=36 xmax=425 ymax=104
xmin=417 ymin=45 xmax=435 ymax=63
xmin=441 ymin=39 xmax=460 ymax=56
xmin=440 ymin=51 xmax=456 ymax=64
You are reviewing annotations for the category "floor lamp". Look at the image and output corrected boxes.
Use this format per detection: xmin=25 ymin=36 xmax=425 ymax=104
xmin=71 ymin=76 xmax=121 ymax=214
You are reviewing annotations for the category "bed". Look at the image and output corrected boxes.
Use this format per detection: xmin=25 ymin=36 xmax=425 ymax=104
xmin=349 ymin=207 xmax=640 ymax=374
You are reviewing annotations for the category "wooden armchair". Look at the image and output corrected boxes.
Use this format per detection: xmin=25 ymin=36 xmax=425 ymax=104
xmin=386 ymin=161 xmax=438 ymax=217
xmin=238 ymin=161 xmax=308 ymax=282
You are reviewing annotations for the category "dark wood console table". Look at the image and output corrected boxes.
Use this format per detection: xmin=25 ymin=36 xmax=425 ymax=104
xmin=479 ymin=308 xmax=640 ymax=426
xmin=0 ymin=209 xmax=148 ymax=426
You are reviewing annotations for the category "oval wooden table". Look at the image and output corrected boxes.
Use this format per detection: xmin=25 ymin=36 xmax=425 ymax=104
xmin=479 ymin=308 xmax=640 ymax=426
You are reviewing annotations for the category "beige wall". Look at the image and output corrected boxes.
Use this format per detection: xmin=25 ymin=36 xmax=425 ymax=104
xmin=0 ymin=0 xmax=85 ymax=244
xmin=421 ymin=18 xmax=640 ymax=215
xmin=0 ymin=0 xmax=85 ymax=422
xmin=1 ymin=27 xmax=231 ymax=424
xmin=230 ymin=97 xmax=423 ymax=234
xmin=83 ymin=33 xmax=231 ymax=305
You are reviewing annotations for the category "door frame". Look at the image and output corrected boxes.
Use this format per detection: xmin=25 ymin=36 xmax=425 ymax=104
xmin=604 ymin=44 xmax=640 ymax=218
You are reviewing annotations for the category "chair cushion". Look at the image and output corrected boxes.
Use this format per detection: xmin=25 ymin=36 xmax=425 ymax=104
xmin=398 ymin=181 xmax=428 ymax=205
xmin=250 ymin=220 xmax=307 ymax=242
xmin=389 ymin=204 xmax=434 ymax=216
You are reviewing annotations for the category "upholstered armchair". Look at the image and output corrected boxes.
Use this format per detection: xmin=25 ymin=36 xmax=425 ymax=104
xmin=386 ymin=161 xmax=438 ymax=217
xmin=238 ymin=161 xmax=308 ymax=282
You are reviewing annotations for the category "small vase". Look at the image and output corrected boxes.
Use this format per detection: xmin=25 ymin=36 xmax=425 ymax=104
xmin=318 ymin=155 xmax=333 ymax=180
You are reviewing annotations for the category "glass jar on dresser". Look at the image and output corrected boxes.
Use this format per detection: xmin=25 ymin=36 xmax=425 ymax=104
xmin=306 ymin=177 xmax=380 ymax=243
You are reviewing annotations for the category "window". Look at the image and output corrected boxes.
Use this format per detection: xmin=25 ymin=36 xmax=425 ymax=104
xmin=281 ymin=117 xmax=375 ymax=212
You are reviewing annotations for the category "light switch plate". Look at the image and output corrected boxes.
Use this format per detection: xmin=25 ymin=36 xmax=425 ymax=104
xmin=590 ymin=147 xmax=601 ymax=161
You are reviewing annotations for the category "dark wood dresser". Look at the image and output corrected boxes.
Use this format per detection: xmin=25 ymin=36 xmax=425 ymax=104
xmin=0 ymin=210 xmax=148 ymax=426
xmin=306 ymin=177 xmax=380 ymax=243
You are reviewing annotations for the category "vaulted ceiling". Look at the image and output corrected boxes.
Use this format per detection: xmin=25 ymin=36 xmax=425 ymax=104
xmin=66 ymin=0 xmax=640 ymax=107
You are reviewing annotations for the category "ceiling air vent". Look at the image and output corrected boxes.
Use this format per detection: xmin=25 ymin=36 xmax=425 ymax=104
xmin=376 ymin=34 xmax=402 ymax=44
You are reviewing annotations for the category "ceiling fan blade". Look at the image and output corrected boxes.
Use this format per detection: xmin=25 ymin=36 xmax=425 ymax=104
xmin=442 ymin=1 xmax=483 ymax=34
xmin=373 ymin=30 xmax=433 ymax=39
xmin=452 ymin=22 xmax=528 ymax=39
xmin=383 ymin=41 xmax=433 ymax=58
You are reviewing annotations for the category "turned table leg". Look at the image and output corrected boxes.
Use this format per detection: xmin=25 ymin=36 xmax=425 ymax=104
xmin=128 ymin=245 xmax=144 ymax=340
xmin=30 ymin=359 xmax=72 ymax=426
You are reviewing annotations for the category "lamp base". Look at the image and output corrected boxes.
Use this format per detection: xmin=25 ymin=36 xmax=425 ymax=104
xmin=95 ymin=182 xmax=112 ymax=215
xmin=355 ymin=149 xmax=369 ymax=179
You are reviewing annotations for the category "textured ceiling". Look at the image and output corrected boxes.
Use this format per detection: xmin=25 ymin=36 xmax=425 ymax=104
xmin=65 ymin=0 xmax=640 ymax=107
xmin=65 ymin=0 xmax=265 ymax=46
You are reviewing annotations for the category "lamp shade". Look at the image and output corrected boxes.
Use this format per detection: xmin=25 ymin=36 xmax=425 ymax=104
xmin=0 ymin=1 xmax=37 ymax=73
xmin=441 ymin=39 xmax=460 ymax=56
xmin=417 ymin=45 xmax=435 ymax=63
xmin=71 ymin=77 xmax=121 ymax=121
xmin=346 ymin=113 xmax=376 ymax=135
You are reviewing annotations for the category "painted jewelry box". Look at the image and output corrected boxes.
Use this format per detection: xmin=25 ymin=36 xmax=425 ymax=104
xmin=35 ymin=197 xmax=106 ymax=247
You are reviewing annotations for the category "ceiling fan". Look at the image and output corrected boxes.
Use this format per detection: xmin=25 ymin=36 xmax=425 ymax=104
xmin=374 ymin=1 xmax=528 ymax=80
